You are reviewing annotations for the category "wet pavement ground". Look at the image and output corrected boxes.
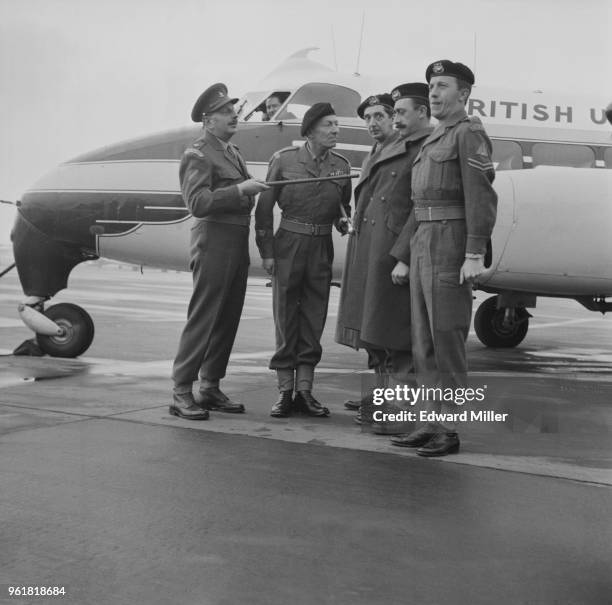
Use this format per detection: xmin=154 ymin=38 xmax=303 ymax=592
xmin=1 ymin=265 xmax=610 ymax=604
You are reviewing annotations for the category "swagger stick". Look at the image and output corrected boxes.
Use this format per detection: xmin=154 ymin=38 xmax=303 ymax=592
xmin=265 ymin=173 xmax=360 ymax=187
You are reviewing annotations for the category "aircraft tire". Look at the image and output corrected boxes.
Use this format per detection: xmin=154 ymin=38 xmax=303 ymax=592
xmin=474 ymin=296 xmax=529 ymax=348
xmin=36 ymin=303 xmax=95 ymax=358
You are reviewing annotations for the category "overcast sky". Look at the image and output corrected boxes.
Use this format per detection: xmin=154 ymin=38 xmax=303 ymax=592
xmin=0 ymin=0 xmax=610 ymax=245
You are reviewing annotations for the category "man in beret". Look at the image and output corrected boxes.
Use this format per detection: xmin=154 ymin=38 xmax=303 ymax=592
xmin=335 ymin=93 xmax=397 ymax=418
xmin=255 ymin=103 xmax=352 ymax=418
xmin=390 ymin=61 xmax=497 ymax=455
xmin=170 ymin=83 xmax=269 ymax=420
xmin=337 ymin=87 xmax=434 ymax=432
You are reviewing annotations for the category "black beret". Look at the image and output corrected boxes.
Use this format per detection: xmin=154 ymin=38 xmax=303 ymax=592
xmin=390 ymin=83 xmax=430 ymax=105
xmin=357 ymin=94 xmax=394 ymax=119
xmin=301 ymin=102 xmax=336 ymax=137
xmin=425 ymin=60 xmax=475 ymax=85
xmin=191 ymin=83 xmax=238 ymax=123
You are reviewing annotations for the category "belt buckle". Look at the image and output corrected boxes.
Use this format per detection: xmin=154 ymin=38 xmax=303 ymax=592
xmin=311 ymin=223 xmax=318 ymax=235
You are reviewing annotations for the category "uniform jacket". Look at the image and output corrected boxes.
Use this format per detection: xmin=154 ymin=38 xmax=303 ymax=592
xmin=392 ymin=112 xmax=497 ymax=258
xmin=336 ymin=126 xmax=432 ymax=351
xmin=255 ymin=144 xmax=352 ymax=259
xmin=179 ymin=130 xmax=254 ymax=220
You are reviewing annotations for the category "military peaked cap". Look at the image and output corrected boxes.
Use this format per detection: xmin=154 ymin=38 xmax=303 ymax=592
xmin=191 ymin=83 xmax=238 ymax=122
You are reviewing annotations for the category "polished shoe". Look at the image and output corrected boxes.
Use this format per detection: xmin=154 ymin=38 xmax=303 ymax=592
xmin=344 ymin=393 xmax=372 ymax=411
xmin=169 ymin=392 xmax=210 ymax=421
xmin=416 ymin=432 xmax=460 ymax=457
xmin=270 ymin=390 xmax=293 ymax=418
xmin=293 ymin=391 xmax=330 ymax=417
xmin=390 ymin=426 xmax=436 ymax=448
xmin=198 ymin=387 xmax=245 ymax=413
xmin=353 ymin=406 xmax=363 ymax=425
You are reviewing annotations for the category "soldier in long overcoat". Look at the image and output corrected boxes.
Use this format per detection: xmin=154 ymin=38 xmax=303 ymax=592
xmin=336 ymin=85 xmax=433 ymax=402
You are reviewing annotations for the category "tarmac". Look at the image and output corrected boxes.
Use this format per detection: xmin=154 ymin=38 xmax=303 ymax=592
xmin=1 ymin=263 xmax=611 ymax=604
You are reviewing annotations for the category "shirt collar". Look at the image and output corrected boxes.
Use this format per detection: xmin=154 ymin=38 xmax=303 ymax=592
xmin=304 ymin=141 xmax=329 ymax=163
xmin=212 ymin=133 xmax=231 ymax=151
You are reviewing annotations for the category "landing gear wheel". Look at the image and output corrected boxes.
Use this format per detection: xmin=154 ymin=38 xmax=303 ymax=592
xmin=36 ymin=303 xmax=95 ymax=358
xmin=474 ymin=295 xmax=529 ymax=348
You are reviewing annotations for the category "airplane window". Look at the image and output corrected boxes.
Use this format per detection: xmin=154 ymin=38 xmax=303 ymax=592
xmin=604 ymin=148 xmax=612 ymax=168
xmin=532 ymin=143 xmax=595 ymax=168
xmin=238 ymin=91 xmax=285 ymax=122
xmin=278 ymin=83 xmax=362 ymax=121
xmin=491 ymin=140 xmax=523 ymax=171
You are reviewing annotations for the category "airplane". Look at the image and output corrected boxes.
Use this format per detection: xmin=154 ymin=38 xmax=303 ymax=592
xmin=5 ymin=48 xmax=612 ymax=358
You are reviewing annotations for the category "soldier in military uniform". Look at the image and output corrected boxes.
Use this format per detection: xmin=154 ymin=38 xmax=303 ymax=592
xmin=336 ymin=87 xmax=433 ymax=430
xmin=335 ymin=93 xmax=397 ymax=415
xmin=390 ymin=61 xmax=498 ymax=456
xmin=170 ymin=83 xmax=269 ymax=420
xmin=255 ymin=103 xmax=352 ymax=418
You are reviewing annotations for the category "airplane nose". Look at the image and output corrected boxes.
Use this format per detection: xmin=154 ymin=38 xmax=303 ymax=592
xmin=11 ymin=210 xmax=92 ymax=298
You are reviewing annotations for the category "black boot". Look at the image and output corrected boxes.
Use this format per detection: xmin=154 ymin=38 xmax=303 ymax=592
xmin=270 ymin=391 xmax=293 ymax=418
xmin=198 ymin=387 xmax=245 ymax=413
xmin=169 ymin=392 xmax=210 ymax=420
xmin=416 ymin=432 xmax=460 ymax=457
xmin=293 ymin=391 xmax=330 ymax=417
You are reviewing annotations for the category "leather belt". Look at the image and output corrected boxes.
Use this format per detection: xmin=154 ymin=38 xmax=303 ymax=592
xmin=280 ymin=217 xmax=332 ymax=236
xmin=414 ymin=206 xmax=465 ymax=222
xmin=200 ymin=214 xmax=251 ymax=226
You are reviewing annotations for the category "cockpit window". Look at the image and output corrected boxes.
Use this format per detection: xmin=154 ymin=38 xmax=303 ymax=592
xmin=277 ymin=83 xmax=361 ymax=121
xmin=237 ymin=92 xmax=270 ymax=122
xmin=239 ymin=91 xmax=291 ymax=122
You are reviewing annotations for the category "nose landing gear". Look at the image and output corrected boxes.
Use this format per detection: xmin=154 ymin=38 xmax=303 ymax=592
xmin=34 ymin=303 xmax=95 ymax=358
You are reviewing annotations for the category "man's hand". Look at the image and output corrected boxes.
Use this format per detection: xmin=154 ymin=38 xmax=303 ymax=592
xmin=459 ymin=256 xmax=485 ymax=285
xmin=262 ymin=258 xmax=275 ymax=275
xmin=335 ymin=217 xmax=350 ymax=236
xmin=238 ymin=179 xmax=269 ymax=196
xmin=391 ymin=260 xmax=410 ymax=286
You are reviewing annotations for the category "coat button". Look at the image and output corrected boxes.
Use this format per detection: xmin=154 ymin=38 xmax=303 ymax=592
xmin=381 ymin=196 xmax=385 ymax=201
xmin=363 ymin=217 xmax=367 ymax=222
xmin=391 ymin=171 xmax=396 ymax=176
xmin=371 ymin=219 xmax=375 ymax=225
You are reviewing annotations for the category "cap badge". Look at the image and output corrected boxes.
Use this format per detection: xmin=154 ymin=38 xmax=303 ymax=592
xmin=367 ymin=95 xmax=379 ymax=106
xmin=433 ymin=62 xmax=444 ymax=74
xmin=391 ymin=89 xmax=400 ymax=100
xmin=218 ymin=90 xmax=224 ymax=97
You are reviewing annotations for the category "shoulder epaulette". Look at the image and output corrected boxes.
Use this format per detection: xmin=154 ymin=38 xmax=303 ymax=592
xmin=271 ymin=146 xmax=299 ymax=161
xmin=467 ymin=116 xmax=485 ymax=132
xmin=184 ymin=147 xmax=205 ymax=159
xmin=330 ymin=150 xmax=350 ymax=165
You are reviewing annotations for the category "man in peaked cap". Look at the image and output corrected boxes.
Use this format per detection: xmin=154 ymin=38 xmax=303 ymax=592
xmin=170 ymin=83 xmax=268 ymax=420
xmin=390 ymin=61 xmax=498 ymax=455
xmin=255 ymin=103 xmax=352 ymax=418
